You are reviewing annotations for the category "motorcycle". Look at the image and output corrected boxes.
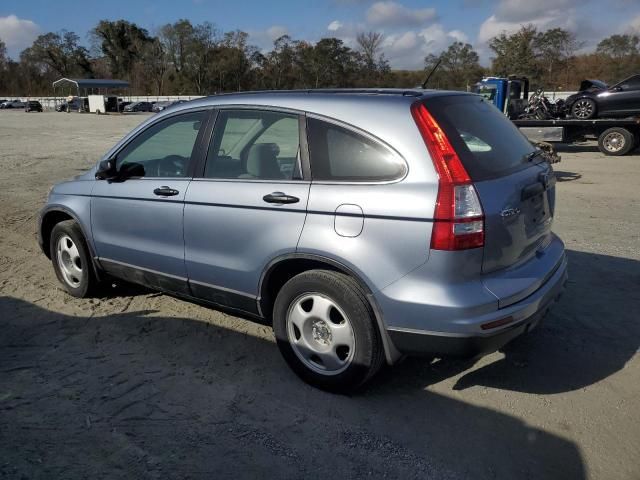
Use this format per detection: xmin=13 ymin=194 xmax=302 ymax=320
xmin=519 ymin=89 xmax=567 ymax=120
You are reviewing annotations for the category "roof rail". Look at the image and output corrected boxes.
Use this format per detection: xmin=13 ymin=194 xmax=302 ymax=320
xmin=208 ymin=88 xmax=425 ymax=98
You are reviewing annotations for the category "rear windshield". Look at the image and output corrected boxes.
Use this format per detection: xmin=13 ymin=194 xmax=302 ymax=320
xmin=423 ymin=95 xmax=536 ymax=181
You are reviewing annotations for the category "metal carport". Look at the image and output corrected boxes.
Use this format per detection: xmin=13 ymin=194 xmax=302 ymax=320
xmin=52 ymin=78 xmax=130 ymax=112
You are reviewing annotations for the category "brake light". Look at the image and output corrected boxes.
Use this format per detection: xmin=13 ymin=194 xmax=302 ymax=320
xmin=411 ymin=102 xmax=484 ymax=250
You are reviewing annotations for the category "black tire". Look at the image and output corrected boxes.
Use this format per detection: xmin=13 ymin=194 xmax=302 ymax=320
xmin=571 ymin=98 xmax=596 ymax=119
xmin=272 ymin=270 xmax=385 ymax=393
xmin=49 ymin=220 xmax=98 ymax=297
xmin=597 ymin=127 xmax=634 ymax=156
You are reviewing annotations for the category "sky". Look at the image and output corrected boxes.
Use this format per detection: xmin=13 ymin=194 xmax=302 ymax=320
xmin=0 ymin=0 xmax=639 ymax=69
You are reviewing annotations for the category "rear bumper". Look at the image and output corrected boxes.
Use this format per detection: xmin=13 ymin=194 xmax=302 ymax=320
xmin=384 ymin=249 xmax=568 ymax=357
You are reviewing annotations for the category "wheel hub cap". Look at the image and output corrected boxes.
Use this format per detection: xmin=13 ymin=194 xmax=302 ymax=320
xmin=56 ymin=235 xmax=83 ymax=288
xmin=604 ymin=133 xmax=624 ymax=152
xmin=311 ymin=319 xmax=332 ymax=345
xmin=286 ymin=293 xmax=356 ymax=375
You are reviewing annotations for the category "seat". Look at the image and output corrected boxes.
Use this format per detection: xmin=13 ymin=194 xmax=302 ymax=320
xmin=239 ymin=143 xmax=283 ymax=179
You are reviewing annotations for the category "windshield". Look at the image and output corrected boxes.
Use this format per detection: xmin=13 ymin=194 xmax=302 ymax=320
xmin=423 ymin=94 xmax=537 ymax=181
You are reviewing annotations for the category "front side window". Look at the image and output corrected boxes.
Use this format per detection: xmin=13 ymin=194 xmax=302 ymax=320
xmin=307 ymin=118 xmax=406 ymax=182
xmin=116 ymin=111 xmax=206 ymax=178
xmin=205 ymin=110 xmax=300 ymax=180
xmin=617 ymin=76 xmax=640 ymax=91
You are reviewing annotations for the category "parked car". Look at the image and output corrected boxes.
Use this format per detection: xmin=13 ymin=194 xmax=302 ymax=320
xmin=1 ymin=99 xmax=26 ymax=109
xmin=151 ymin=100 xmax=187 ymax=112
xmin=38 ymin=90 xmax=567 ymax=392
xmin=124 ymin=101 xmax=153 ymax=112
xmin=566 ymin=75 xmax=640 ymax=119
xmin=25 ymin=100 xmax=43 ymax=112
xmin=105 ymin=97 xmax=131 ymax=112
xmin=56 ymin=98 xmax=88 ymax=112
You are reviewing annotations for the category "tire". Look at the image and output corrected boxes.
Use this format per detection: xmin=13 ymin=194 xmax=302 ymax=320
xmin=597 ymin=127 xmax=634 ymax=156
xmin=571 ymin=98 xmax=596 ymax=119
xmin=49 ymin=220 xmax=98 ymax=297
xmin=272 ymin=270 xmax=385 ymax=393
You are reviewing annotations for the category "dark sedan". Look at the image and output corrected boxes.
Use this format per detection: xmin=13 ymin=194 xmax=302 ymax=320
xmin=566 ymin=75 xmax=640 ymax=119
xmin=123 ymin=101 xmax=153 ymax=112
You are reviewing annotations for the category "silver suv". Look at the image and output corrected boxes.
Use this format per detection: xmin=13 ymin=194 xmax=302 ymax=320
xmin=38 ymin=90 xmax=567 ymax=392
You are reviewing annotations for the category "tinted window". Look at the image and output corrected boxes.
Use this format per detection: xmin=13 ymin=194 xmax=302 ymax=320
xmin=424 ymin=95 xmax=536 ymax=181
xmin=116 ymin=111 xmax=205 ymax=178
xmin=618 ymin=76 xmax=640 ymax=91
xmin=307 ymin=118 xmax=406 ymax=181
xmin=205 ymin=110 xmax=300 ymax=180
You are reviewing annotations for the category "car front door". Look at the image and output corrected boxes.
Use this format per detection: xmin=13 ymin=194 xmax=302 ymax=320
xmin=600 ymin=76 xmax=640 ymax=116
xmin=91 ymin=109 xmax=210 ymax=294
xmin=183 ymin=108 xmax=309 ymax=313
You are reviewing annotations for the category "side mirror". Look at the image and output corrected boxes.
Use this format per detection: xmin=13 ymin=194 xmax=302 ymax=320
xmin=95 ymin=158 xmax=117 ymax=180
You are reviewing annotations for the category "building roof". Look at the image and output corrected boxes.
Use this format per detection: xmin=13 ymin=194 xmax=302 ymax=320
xmin=52 ymin=78 xmax=130 ymax=90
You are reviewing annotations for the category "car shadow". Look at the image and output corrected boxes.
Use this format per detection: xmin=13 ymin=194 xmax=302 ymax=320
xmin=553 ymin=170 xmax=582 ymax=182
xmin=552 ymin=143 xmax=600 ymax=154
xmin=1 ymin=293 xmax=586 ymax=479
xmin=4 ymin=248 xmax=636 ymax=478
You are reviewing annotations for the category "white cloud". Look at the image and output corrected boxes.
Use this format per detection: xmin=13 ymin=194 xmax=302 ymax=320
xmin=249 ymin=25 xmax=290 ymax=51
xmin=266 ymin=25 xmax=289 ymax=41
xmin=624 ymin=14 xmax=640 ymax=34
xmin=328 ymin=20 xmax=344 ymax=31
xmin=382 ymin=25 xmax=471 ymax=69
xmin=447 ymin=29 xmax=469 ymax=43
xmin=366 ymin=1 xmax=437 ymax=28
xmin=0 ymin=15 xmax=40 ymax=58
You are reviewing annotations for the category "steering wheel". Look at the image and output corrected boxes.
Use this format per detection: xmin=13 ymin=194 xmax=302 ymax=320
xmin=157 ymin=155 xmax=186 ymax=177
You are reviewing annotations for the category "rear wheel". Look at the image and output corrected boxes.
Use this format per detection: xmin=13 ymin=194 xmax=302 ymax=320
xmin=50 ymin=220 xmax=98 ymax=297
xmin=571 ymin=98 xmax=596 ymax=119
xmin=598 ymin=127 xmax=634 ymax=156
xmin=272 ymin=270 xmax=384 ymax=393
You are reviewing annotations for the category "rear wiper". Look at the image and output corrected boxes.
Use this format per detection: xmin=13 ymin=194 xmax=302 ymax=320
xmin=523 ymin=149 xmax=546 ymax=162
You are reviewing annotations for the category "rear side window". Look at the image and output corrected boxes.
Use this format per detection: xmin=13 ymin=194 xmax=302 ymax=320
xmin=205 ymin=110 xmax=301 ymax=180
xmin=307 ymin=118 xmax=406 ymax=182
xmin=423 ymin=95 xmax=536 ymax=181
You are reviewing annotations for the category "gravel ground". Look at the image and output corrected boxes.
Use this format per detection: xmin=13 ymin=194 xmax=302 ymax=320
xmin=0 ymin=111 xmax=638 ymax=480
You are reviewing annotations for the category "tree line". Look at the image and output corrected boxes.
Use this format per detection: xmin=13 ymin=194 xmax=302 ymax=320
xmin=0 ymin=19 xmax=638 ymax=96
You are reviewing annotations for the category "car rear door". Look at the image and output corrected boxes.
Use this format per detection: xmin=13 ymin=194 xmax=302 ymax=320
xmin=424 ymin=95 xmax=560 ymax=301
xmin=91 ymin=109 xmax=210 ymax=294
xmin=183 ymin=108 xmax=309 ymax=313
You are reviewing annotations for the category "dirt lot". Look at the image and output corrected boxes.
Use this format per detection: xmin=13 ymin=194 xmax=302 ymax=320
xmin=0 ymin=111 xmax=638 ymax=479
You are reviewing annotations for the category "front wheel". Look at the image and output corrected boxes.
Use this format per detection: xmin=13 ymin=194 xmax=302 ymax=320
xmin=571 ymin=98 xmax=596 ymax=119
xmin=273 ymin=270 xmax=384 ymax=393
xmin=598 ymin=127 xmax=635 ymax=156
xmin=50 ymin=220 xmax=98 ymax=297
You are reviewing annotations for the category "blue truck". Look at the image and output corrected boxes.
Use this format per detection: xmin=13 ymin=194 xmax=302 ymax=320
xmin=474 ymin=76 xmax=640 ymax=156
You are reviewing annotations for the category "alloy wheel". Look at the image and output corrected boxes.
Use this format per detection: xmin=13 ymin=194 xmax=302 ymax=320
xmin=573 ymin=100 xmax=594 ymax=119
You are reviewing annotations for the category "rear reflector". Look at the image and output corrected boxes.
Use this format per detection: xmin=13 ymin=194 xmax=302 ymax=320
xmin=481 ymin=316 xmax=514 ymax=330
xmin=411 ymin=102 xmax=484 ymax=250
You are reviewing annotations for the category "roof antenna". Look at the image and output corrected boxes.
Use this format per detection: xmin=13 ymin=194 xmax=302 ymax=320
xmin=421 ymin=57 xmax=441 ymax=89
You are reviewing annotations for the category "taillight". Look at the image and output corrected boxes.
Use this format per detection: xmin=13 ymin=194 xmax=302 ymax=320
xmin=411 ymin=102 xmax=484 ymax=250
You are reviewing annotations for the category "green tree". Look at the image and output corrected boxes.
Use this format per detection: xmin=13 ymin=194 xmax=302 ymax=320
xmin=423 ymin=42 xmax=483 ymax=90
xmin=533 ymin=28 xmax=581 ymax=88
xmin=489 ymin=25 xmax=541 ymax=85
xmin=91 ymin=20 xmax=152 ymax=84
xmin=595 ymin=34 xmax=640 ymax=82
xmin=21 ymin=31 xmax=92 ymax=78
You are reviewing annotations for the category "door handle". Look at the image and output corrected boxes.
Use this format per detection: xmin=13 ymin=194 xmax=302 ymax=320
xmin=153 ymin=186 xmax=179 ymax=197
xmin=263 ymin=191 xmax=300 ymax=204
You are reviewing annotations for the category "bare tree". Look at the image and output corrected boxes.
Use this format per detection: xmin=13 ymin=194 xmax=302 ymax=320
xmin=357 ymin=31 xmax=384 ymax=70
